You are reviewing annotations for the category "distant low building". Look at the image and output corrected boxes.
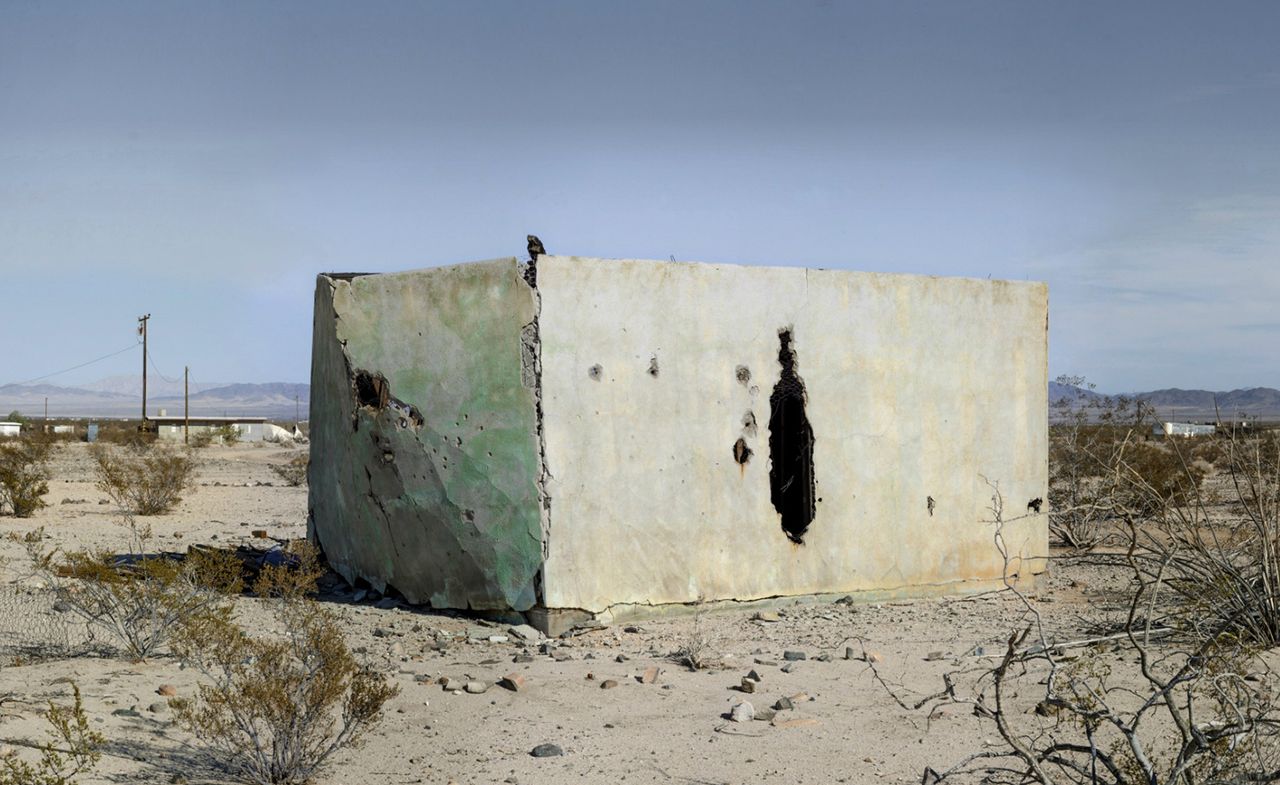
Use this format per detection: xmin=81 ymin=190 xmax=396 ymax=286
xmin=0 ymin=422 xmax=20 ymax=438
xmin=150 ymin=416 xmax=292 ymax=443
xmin=1155 ymin=422 xmax=1216 ymax=438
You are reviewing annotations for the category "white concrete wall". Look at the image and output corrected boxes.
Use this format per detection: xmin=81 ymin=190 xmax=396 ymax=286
xmin=535 ymin=256 xmax=1048 ymax=614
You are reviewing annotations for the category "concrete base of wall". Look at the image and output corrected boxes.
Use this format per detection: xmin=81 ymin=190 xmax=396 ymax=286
xmin=525 ymin=567 xmax=1047 ymax=637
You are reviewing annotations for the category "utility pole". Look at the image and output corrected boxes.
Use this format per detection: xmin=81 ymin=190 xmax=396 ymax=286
xmin=184 ymin=366 xmax=190 ymax=445
xmin=138 ymin=314 xmax=150 ymax=428
xmin=295 ymin=393 xmax=300 ymax=427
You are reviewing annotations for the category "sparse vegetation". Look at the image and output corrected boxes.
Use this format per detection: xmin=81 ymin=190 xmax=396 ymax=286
xmin=171 ymin=541 xmax=398 ymax=785
xmin=0 ymin=436 xmax=52 ymax=517
xmin=33 ymin=521 xmax=242 ymax=659
xmin=213 ymin=423 xmax=239 ymax=445
xmin=0 ymin=683 xmax=103 ymax=785
xmin=269 ymin=454 xmax=308 ymax=487
xmin=91 ymin=443 xmax=198 ymax=515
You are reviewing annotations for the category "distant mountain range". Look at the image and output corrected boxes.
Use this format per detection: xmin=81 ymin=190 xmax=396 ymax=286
xmin=1049 ymin=382 xmax=1280 ymax=420
xmin=0 ymin=380 xmax=309 ymax=420
xmin=5 ymin=378 xmax=1278 ymax=422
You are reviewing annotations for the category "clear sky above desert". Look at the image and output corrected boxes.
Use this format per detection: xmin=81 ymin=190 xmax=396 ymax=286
xmin=3 ymin=1 xmax=1278 ymax=392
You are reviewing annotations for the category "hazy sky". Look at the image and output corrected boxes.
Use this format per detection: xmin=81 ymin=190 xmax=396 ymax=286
xmin=3 ymin=1 xmax=1279 ymax=392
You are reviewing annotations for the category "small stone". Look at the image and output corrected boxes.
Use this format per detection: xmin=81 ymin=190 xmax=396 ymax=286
xmin=156 ymin=684 xmax=177 ymax=697
xmin=623 ymin=625 xmax=643 ymax=633
xmin=389 ymin=642 xmax=404 ymax=657
xmin=498 ymin=674 xmax=526 ymax=692
xmin=863 ymin=650 xmax=883 ymax=664
xmin=413 ymin=674 xmax=434 ymax=684
xmin=780 ymin=662 xmax=799 ymax=673
xmin=746 ymin=669 xmax=763 ymax=682
xmin=738 ymin=677 xmax=757 ymax=693
xmin=440 ymin=677 xmax=462 ymax=691
xmin=615 ymin=653 xmax=629 ymax=663
xmin=508 ymin=624 xmax=543 ymax=642
xmin=373 ymin=627 xmax=390 ymax=638
xmin=112 ymin=708 xmax=142 ymax=718
xmin=538 ymin=642 xmax=555 ymax=654
xmin=600 ymin=679 xmax=619 ymax=689
xmin=53 ymin=601 xmax=72 ymax=613
xmin=488 ymin=635 xmax=510 ymax=643
xmin=148 ymin=701 xmax=168 ymax=714
xmin=754 ymin=658 xmax=778 ymax=666
xmin=924 ymin=651 xmax=946 ymax=661
xmin=729 ymin=701 xmax=755 ymax=723
xmin=464 ymin=681 xmax=488 ymax=694
xmin=774 ymin=696 xmax=795 ymax=711
xmin=551 ymin=650 xmax=573 ymax=662
xmin=753 ymin=707 xmax=777 ymax=721
xmin=752 ymin=611 xmax=781 ymax=622
xmin=513 ymin=653 xmax=535 ymax=664
xmin=251 ymin=529 xmax=269 ymax=539
xmin=844 ymin=647 xmax=856 ymax=660
xmin=782 ymin=650 xmax=807 ymax=661
xmin=530 ymin=743 xmax=563 ymax=758
xmin=640 ymin=666 xmax=660 ymax=684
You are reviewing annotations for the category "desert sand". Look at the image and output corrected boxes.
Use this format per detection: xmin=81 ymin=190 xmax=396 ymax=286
xmin=0 ymin=442 xmax=1133 ymax=785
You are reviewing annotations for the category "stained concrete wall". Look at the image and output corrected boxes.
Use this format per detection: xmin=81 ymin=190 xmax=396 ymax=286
xmin=309 ymin=255 xmax=1048 ymax=628
xmin=309 ymin=259 xmax=546 ymax=611
xmin=535 ymin=256 xmax=1047 ymax=616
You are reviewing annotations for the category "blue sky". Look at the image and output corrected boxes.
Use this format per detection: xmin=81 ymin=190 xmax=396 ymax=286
xmin=2 ymin=1 xmax=1278 ymax=392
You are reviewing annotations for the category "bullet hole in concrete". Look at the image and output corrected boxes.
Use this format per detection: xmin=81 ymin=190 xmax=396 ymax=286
xmin=742 ymin=411 xmax=758 ymax=437
xmin=927 ymin=496 xmax=936 ymax=517
xmin=354 ymin=371 xmax=390 ymax=410
xmin=1027 ymin=497 xmax=1043 ymax=513
xmin=733 ymin=437 xmax=752 ymax=465
xmin=736 ymin=365 xmax=751 ymax=385
xmin=588 ymin=364 xmax=603 ymax=381
xmin=768 ymin=329 xmax=816 ymax=545
xmin=648 ymin=356 xmax=660 ymax=377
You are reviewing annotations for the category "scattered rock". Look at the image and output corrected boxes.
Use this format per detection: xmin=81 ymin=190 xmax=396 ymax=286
xmin=156 ymin=684 xmax=177 ymax=697
xmin=729 ymin=701 xmax=755 ymax=723
xmin=508 ymin=624 xmax=543 ymax=642
xmin=488 ymin=635 xmax=510 ymax=644
xmin=746 ymin=669 xmax=763 ymax=682
xmin=413 ymin=674 xmax=434 ymax=684
xmin=640 ymin=666 xmax=660 ymax=684
xmin=780 ymin=662 xmax=799 ymax=674
xmin=753 ymin=707 xmax=777 ymax=722
xmin=513 ymin=653 xmax=535 ymax=664
xmin=863 ymin=650 xmax=883 ymax=664
xmin=440 ymin=677 xmax=463 ymax=691
xmin=112 ymin=708 xmax=142 ymax=718
xmin=464 ymin=681 xmax=489 ymax=694
xmin=600 ymin=679 xmax=619 ymax=689
xmin=615 ymin=653 xmax=629 ymax=663
xmin=924 ymin=650 xmax=946 ymax=661
xmin=738 ymin=677 xmax=757 ymax=694
xmin=148 ymin=701 xmax=168 ymax=714
xmin=782 ymin=650 xmax=807 ymax=661
xmin=754 ymin=658 xmax=778 ymax=667
xmin=752 ymin=611 xmax=781 ymax=622
xmin=844 ymin=646 xmax=856 ymax=660
xmin=775 ymin=696 xmax=795 ymax=711
xmin=372 ymin=627 xmax=390 ymax=638
xmin=498 ymin=674 xmax=526 ymax=692
xmin=251 ymin=529 xmax=269 ymax=539
xmin=815 ymin=653 xmax=833 ymax=662
xmin=530 ymin=743 xmax=563 ymax=758
xmin=551 ymin=650 xmax=573 ymax=662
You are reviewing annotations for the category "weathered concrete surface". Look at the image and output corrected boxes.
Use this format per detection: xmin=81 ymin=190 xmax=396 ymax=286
xmin=308 ymin=259 xmax=545 ymax=610
xmin=535 ymin=256 xmax=1047 ymax=616
xmin=309 ymin=255 xmax=1048 ymax=630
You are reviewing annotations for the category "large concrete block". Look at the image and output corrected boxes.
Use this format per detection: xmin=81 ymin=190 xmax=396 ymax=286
xmin=310 ymin=255 xmax=1048 ymax=633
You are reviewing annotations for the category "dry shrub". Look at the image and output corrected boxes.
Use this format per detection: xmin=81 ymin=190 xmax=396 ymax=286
xmin=0 ymin=683 xmax=103 ymax=785
xmin=0 ymin=436 xmax=52 ymax=518
xmin=171 ymin=542 xmax=397 ymax=785
xmin=269 ymin=454 xmax=308 ymax=487
xmin=91 ymin=443 xmax=197 ymax=515
xmin=34 ymin=522 xmax=242 ymax=659
xmin=213 ymin=423 xmax=239 ymax=445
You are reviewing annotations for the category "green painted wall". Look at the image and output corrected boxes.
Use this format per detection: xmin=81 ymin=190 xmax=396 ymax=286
xmin=308 ymin=259 xmax=544 ymax=610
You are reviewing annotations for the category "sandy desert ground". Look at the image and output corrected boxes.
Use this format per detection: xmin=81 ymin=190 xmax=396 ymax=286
xmin=0 ymin=442 xmax=1150 ymax=785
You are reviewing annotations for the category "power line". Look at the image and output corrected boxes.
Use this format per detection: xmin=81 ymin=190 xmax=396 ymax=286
xmin=3 ymin=342 xmax=141 ymax=388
